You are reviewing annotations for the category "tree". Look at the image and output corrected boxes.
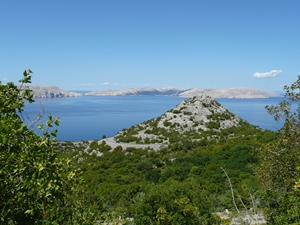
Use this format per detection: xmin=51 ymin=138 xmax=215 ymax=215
xmin=131 ymin=179 xmax=222 ymax=225
xmin=256 ymin=75 xmax=300 ymax=224
xmin=0 ymin=70 xmax=96 ymax=224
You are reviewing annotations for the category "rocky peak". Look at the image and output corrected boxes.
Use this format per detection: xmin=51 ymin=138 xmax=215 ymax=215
xmin=115 ymin=95 xmax=242 ymax=144
xmin=157 ymin=95 xmax=240 ymax=132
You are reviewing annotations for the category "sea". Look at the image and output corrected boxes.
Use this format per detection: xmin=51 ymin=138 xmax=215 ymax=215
xmin=23 ymin=96 xmax=285 ymax=141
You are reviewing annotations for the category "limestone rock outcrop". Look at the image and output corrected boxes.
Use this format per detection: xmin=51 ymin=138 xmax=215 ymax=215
xmin=115 ymin=95 xmax=244 ymax=144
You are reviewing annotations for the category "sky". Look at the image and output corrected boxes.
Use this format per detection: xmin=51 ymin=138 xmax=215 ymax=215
xmin=1 ymin=0 xmax=299 ymax=92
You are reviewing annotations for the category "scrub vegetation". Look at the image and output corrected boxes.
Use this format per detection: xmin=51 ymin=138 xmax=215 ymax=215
xmin=1 ymin=70 xmax=300 ymax=224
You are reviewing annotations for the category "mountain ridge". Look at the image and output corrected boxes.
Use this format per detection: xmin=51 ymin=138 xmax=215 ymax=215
xmin=85 ymin=87 xmax=281 ymax=98
xmin=23 ymin=85 xmax=83 ymax=98
xmin=26 ymin=85 xmax=282 ymax=98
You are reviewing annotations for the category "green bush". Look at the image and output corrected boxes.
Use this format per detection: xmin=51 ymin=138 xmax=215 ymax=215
xmin=163 ymin=121 xmax=172 ymax=127
xmin=0 ymin=70 xmax=97 ymax=224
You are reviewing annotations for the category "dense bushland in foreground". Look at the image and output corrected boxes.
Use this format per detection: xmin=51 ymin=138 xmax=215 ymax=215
xmin=2 ymin=70 xmax=300 ymax=224
xmin=57 ymin=123 xmax=275 ymax=224
xmin=0 ymin=70 xmax=98 ymax=224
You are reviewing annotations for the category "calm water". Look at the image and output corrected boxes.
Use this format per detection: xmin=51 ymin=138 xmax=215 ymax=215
xmin=24 ymin=96 xmax=284 ymax=141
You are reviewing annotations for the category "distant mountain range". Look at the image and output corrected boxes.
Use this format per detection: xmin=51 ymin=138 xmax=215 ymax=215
xmin=27 ymin=86 xmax=282 ymax=98
xmin=24 ymin=86 xmax=83 ymax=98
xmin=86 ymin=87 xmax=281 ymax=98
xmin=85 ymin=87 xmax=188 ymax=97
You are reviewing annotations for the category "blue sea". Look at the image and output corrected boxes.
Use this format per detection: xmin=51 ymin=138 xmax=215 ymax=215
xmin=24 ymin=96 xmax=284 ymax=141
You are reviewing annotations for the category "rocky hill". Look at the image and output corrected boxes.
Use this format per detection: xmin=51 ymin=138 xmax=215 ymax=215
xmin=85 ymin=87 xmax=281 ymax=98
xmin=114 ymin=95 xmax=250 ymax=145
xmin=24 ymin=86 xmax=82 ymax=98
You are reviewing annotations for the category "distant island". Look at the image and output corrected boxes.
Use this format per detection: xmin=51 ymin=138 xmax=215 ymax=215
xmin=86 ymin=87 xmax=281 ymax=98
xmin=24 ymin=86 xmax=83 ymax=98
xmin=26 ymin=86 xmax=282 ymax=98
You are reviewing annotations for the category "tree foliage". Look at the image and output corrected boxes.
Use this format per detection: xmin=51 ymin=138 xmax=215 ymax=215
xmin=3 ymin=70 xmax=283 ymax=224
xmin=57 ymin=114 xmax=276 ymax=224
xmin=0 ymin=70 xmax=95 ymax=224
xmin=256 ymin=75 xmax=300 ymax=224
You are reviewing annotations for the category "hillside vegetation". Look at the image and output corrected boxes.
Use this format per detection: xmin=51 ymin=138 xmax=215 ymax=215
xmin=2 ymin=70 xmax=300 ymax=224
xmin=57 ymin=95 xmax=277 ymax=224
xmin=115 ymin=95 xmax=242 ymax=145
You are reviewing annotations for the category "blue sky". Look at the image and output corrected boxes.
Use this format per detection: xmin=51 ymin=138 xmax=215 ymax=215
xmin=1 ymin=1 xmax=299 ymax=92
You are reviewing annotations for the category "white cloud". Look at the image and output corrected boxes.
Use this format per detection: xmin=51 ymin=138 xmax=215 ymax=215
xmin=253 ymin=70 xmax=282 ymax=78
xmin=101 ymin=82 xmax=126 ymax=86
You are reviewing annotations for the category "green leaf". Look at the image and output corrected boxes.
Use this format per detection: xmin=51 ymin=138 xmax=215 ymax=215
xmin=25 ymin=209 xmax=33 ymax=215
xmin=38 ymin=124 xmax=44 ymax=130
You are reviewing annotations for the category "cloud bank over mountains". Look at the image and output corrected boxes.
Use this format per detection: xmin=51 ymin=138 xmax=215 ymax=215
xmin=253 ymin=70 xmax=282 ymax=78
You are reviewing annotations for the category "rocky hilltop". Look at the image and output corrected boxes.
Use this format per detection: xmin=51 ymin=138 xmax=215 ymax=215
xmin=115 ymin=95 xmax=249 ymax=145
xmin=24 ymin=86 xmax=82 ymax=98
xmin=156 ymin=95 xmax=240 ymax=131
xmin=86 ymin=87 xmax=281 ymax=98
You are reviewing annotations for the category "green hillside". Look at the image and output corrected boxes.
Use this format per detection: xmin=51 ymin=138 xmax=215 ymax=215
xmin=2 ymin=70 xmax=300 ymax=224
xmin=56 ymin=95 xmax=276 ymax=224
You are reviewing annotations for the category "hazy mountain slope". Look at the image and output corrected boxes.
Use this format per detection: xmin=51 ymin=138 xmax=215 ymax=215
xmin=86 ymin=87 xmax=281 ymax=98
xmin=85 ymin=87 xmax=189 ymax=96
xmin=179 ymin=87 xmax=280 ymax=98
xmin=23 ymin=85 xmax=281 ymax=98
xmin=24 ymin=86 xmax=82 ymax=98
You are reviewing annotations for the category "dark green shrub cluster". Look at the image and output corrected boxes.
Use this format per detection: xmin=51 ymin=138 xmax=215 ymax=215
xmin=163 ymin=121 xmax=172 ymax=127
xmin=206 ymin=121 xmax=221 ymax=129
xmin=207 ymin=112 xmax=232 ymax=121
xmin=183 ymin=111 xmax=192 ymax=115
